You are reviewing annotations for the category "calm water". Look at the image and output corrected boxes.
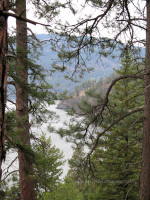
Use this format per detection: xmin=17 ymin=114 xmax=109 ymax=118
xmin=3 ymin=101 xmax=73 ymax=180
xmin=33 ymin=101 xmax=73 ymax=178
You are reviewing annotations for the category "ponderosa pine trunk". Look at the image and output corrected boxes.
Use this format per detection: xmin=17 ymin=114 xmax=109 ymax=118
xmin=16 ymin=0 xmax=35 ymax=199
xmin=0 ymin=0 xmax=7 ymax=181
xmin=141 ymin=0 xmax=150 ymax=199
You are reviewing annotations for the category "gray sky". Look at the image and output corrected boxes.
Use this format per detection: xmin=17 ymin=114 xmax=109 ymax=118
xmin=7 ymin=0 xmax=146 ymax=46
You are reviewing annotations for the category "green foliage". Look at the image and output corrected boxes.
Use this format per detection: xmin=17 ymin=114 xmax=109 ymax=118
xmin=30 ymin=0 xmax=66 ymax=25
xmin=0 ymin=173 xmax=20 ymax=200
xmin=87 ymin=52 xmax=143 ymax=199
xmin=2 ymin=131 xmax=64 ymax=200
xmin=32 ymin=134 xmax=64 ymax=198
xmin=57 ymin=51 xmax=143 ymax=199
xmin=74 ymin=79 xmax=97 ymax=96
xmin=5 ymin=1 xmax=71 ymax=199
xmin=5 ymin=1 xmax=145 ymax=199
xmin=5 ymin=111 xmax=17 ymax=150
xmin=6 ymin=111 xmax=37 ymax=163
xmin=68 ymin=146 xmax=88 ymax=187
xmin=8 ymin=34 xmax=58 ymax=124
xmin=43 ymin=176 xmax=84 ymax=200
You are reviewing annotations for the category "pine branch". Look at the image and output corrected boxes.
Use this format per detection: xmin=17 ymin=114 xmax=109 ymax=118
xmin=27 ymin=28 xmax=42 ymax=44
xmin=125 ymin=183 xmax=136 ymax=200
xmin=70 ymin=0 xmax=115 ymax=29
xmin=2 ymin=170 xmax=19 ymax=182
xmin=87 ymin=108 xmax=144 ymax=157
xmin=86 ymin=74 xmax=144 ymax=127
xmin=4 ymin=157 xmax=18 ymax=174
xmin=0 ymin=11 xmax=51 ymax=26
xmin=5 ymin=54 xmax=16 ymax=58
xmin=7 ymin=81 xmax=15 ymax=86
xmin=93 ymin=74 xmax=143 ymax=117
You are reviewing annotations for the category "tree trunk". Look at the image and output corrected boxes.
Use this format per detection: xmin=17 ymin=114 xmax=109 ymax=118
xmin=140 ymin=1 xmax=150 ymax=199
xmin=15 ymin=0 xmax=35 ymax=199
xmin=0 ymin=0 xmax=7 ymax=181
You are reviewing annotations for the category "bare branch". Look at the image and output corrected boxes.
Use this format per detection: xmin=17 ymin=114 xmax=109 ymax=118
xmin=27 ymin=27 xmax=42 ymax=45
xmin=5 ymin=54 xmax=16 ymax=58
xmin=2 ymin=170 xmax=19 ymax=182
xmin=69 ymin=0 xmax=115 ymax=29
xmin=0 ymin=11 xmax=51 ymax=26
xmin=125 ymin=183 xmax=136 ymax=200
xmin=7 ymin=99 xmax=16 ymax=105
xmin=93 ymin=74 xmax=143 ymax=119
xmin=3 ymin=157 xmax=18 ymax=174
xmin=88 ymin=108 xmax=143 ymax=157
xmin=7 ymin=81 xmax=15 ymax=86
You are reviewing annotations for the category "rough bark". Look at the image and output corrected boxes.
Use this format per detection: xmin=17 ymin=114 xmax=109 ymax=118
xmin=0 ymin=0 xmax=7 ymax=181
xmin=15 ymin=0 xmax=35 ymax=199
xmin=140 ymin=0 xmax=150 ymax=199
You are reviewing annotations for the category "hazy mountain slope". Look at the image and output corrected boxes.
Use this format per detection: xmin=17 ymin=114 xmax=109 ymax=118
xmin=37 ymin=34 xmax=143 ymax=92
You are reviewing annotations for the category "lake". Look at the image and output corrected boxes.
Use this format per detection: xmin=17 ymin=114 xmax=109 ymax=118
xmin=3 ymin=101 xmax=73 ymax=181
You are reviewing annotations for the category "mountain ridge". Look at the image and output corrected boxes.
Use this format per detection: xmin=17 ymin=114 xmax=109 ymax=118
xmin=36 ymin=34 xmax=144 ymax=92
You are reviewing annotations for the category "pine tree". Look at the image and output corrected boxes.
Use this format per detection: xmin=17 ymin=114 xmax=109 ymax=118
xmin=46 ymin=176 xmax=84 ymax=200
xmin=0 ymin=130 xmax=64 ymax=200
xmin=68 ymin=145 xmax=88 ymax=190
xmin=1 ymin=1 xmax=66 ymax=198
xmin=14 ymin=0 xmax=36 ymax=198
xmin=0 ymin=0 xmax=8 ymax=182
xmin=0 ymin=0 xmax=66 ymax=186
xmin=89 ymin=52 xmax=143 ymax=200
xmin=32 ymin=134 xmax=64 ymax=199
xmin=58 ymin=51 xmax=144 ymax=199
xmin=55 ymin=1 xmax=149 ymax=198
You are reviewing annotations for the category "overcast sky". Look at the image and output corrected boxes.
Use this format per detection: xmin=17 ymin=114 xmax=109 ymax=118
xmin=7 ymin=0 xmax=146 ymax=46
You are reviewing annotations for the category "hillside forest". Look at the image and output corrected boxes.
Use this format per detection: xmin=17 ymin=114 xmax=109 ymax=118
xmin=0 ymin=1 xmax=149 ymax=200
